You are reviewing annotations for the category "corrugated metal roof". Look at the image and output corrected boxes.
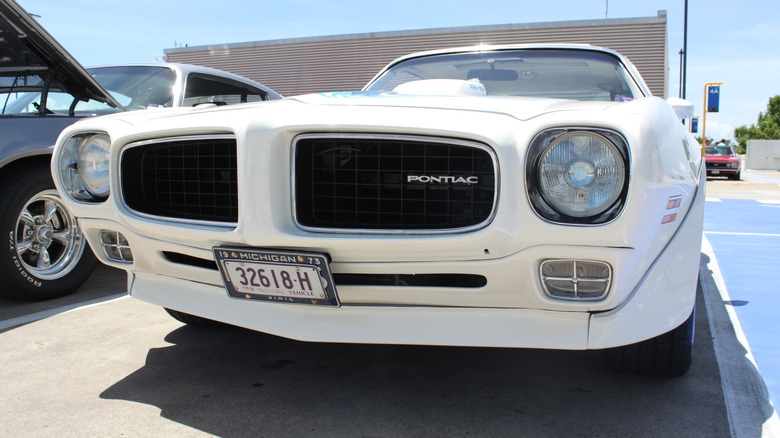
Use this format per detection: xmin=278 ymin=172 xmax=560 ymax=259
xmin=165 ymin=12 xmax=667 ymax=98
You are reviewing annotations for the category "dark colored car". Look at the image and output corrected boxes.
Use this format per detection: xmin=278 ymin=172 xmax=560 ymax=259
xmin=0 ymin=0 xmax=281 ymax=300
xmin=705 ymin=144 xmax=741 ymax=180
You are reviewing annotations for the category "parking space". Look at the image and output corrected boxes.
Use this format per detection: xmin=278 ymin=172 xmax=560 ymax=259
xmin=703 ymin=171 xmax=780 ymax=435
xmin=0 ymin=282 xmax=730 ymax=437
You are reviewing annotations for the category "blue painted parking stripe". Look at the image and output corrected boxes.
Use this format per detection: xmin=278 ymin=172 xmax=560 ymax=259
xmin=699 ymin=237 xmax=780 ymax=436
xmin=704 ymin=198 xmax=780 ymax=414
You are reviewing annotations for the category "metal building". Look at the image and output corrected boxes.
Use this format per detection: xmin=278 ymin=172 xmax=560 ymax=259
xmin=164 ymin=11 xmax=668 ymax=98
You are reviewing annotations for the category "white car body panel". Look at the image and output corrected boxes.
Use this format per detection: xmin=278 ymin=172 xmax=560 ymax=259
xmin=52 ymin=45 xmax=704 ymax=351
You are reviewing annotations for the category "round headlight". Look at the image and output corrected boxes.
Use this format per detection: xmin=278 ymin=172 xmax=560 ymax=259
xmin=77 ymin=134 xmax=111 ymax=199
xmin=537 ymin=131 xmax=625 ymax=218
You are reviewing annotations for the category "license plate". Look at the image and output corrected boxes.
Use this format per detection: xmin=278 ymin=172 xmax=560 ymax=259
xmin=712 ymin=170 xmax=720 ymax=174
xmin=213 ymin=247 xmax=339 ymax=306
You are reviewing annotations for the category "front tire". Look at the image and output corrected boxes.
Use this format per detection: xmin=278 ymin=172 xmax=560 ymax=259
xmin=606 ymin=306 xmax=695 ymax=377
xmin=0 ymin=165 xmax=96 ymax=301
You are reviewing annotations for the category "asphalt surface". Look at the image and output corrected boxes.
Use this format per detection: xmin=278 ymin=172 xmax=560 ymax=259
xmin=0 ymin=172 xmax=778 ymax=437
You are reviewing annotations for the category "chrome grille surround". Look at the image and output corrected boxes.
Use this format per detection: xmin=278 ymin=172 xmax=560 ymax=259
xmin=292 ymin=133 xmax=499 ymax=234
xmin=119 ymin=134 xmax=237 ymax=227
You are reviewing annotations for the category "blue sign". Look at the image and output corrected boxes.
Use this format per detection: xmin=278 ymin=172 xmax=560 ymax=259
xmin=691 ymin=116 xmax=699 ymax=133
xmin=707 ymin=85 xmax=720 ymax=113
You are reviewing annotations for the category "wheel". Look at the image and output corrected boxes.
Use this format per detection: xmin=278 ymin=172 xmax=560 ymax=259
xmin=0 ymin=164 xmax=96 ymax=301
xmin=165 ymin=308 xmax=227 ymax=327
xmin=606 ymin=305 xmax=695 ymax=377
xmin=729 ymin=172 xmax=741 ymax=180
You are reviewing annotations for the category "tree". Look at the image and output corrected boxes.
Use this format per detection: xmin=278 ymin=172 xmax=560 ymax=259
xmin=735 ymin=95 xmax=780 ymax=153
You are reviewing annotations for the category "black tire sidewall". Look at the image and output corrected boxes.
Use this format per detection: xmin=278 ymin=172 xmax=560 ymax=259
xmin=0 ymin=165 xmax=96 ymax=301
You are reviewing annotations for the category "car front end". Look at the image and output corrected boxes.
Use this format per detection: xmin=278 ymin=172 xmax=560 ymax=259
xmin=52 ymin=91 xmax=704 ymax=349
xmin=52 ymin=45 xmax=705 ymax=376
xmin=705 ymin=145 xmax=741 ymax=179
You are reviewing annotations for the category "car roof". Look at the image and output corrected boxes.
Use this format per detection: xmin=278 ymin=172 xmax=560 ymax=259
xmin=0 ymin=0 xmax=122 ymax=107
xmin=85 ymin=63 xmax=283 ymax=99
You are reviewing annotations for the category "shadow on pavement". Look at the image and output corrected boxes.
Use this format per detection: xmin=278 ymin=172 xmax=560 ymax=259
xmin=100 ymin=283 xmax=731 ymax=437
xmin=0 ymin=265 xmax=126 ymax=331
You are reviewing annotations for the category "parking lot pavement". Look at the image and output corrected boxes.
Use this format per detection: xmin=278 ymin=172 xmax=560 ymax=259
xmin=705 ymin=170 xmax=780 ymax=200
xmin=700 ymin=240 xmax=780 ymax=437
xmin=0 ymin=268 xmax=733 ymax=437
xmin=702 ymin=170 xmax=780 ymax=436
xmin=0 ymin=265 xmax=125 ymax=332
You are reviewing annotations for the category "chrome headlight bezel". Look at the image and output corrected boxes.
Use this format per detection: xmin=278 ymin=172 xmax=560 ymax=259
xmin=525 ymin=128 xmax=629 ymax=225
xmin=58 ymin=132 xmax=111 ymax=202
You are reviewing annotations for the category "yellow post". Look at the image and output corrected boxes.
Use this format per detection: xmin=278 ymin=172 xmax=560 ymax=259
xmin=701 ymin=82 xmax=723 ymax=156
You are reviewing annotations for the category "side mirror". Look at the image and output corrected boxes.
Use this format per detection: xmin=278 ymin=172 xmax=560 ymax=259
xmin=666 ymin=97 xmax=695 ymax=120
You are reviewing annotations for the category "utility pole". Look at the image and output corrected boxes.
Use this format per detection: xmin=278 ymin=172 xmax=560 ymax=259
xmin=682 ymin=0 xmax=688 ymax=99
xmin=678 ymin=50 xmax=685 ymax=98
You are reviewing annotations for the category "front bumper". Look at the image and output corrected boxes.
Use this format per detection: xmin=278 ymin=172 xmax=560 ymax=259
xmin=92 ymin=179 xmax=703 ymax=350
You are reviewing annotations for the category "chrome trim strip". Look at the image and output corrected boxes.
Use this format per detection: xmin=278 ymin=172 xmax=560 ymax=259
xmin=117 ymin=134 xmax=238 ymax=230
xmin=291 ymin=133 xmax=500 ymax=235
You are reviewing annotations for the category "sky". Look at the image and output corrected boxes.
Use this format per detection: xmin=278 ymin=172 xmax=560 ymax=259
xmin=15 ymin=0 xmax=780 ymax=142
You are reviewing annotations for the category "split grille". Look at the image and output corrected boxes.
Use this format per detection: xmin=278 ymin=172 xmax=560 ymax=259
xmin=120 ymin=136 xmax=238 ymax=223
xmin=119 ymin=134 xmax=497 ymax=230
xmin=294 ymin=135 xmax=497 ymax=231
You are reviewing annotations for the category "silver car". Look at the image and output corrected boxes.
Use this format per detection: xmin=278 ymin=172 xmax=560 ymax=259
xmin=0 ymin=0 xmax=281 ymax=300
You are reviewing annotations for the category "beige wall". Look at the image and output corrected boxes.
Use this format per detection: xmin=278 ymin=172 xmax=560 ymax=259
xmin=746 ymin=140 xmax=780 ymax=170
xmin=165 ymin=12 xmax=667 ymax=98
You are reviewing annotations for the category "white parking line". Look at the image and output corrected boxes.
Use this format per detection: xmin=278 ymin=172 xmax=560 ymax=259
xmin=700 ymin=237 xmax=780 ymax=436
xmin=0 ymin=293 xmax=127 ymax=332
xmin=705 ymin=231 xmax=780 ymax=237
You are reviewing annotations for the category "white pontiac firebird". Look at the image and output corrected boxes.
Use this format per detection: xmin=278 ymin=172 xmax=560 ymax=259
xmin=52 ymin=45 xmax=704 ymax=377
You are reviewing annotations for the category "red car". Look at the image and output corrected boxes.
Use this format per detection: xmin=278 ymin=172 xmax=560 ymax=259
xmin=706 ymin=145 xmax=741 ymax=180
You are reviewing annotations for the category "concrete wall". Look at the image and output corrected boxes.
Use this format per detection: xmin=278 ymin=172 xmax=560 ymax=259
xmin=746 ymin=140 xmax=780 ymax=170
xmin=164 ymin=12 xmax=668 ymax=98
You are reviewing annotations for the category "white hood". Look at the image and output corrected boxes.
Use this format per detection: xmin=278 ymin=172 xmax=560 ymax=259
xmin=289 ymin=91 xmax=627 ymax=122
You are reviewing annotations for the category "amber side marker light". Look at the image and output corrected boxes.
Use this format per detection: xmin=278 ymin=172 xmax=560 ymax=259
xmin=661 ymin=196 xmax=683 ymax=225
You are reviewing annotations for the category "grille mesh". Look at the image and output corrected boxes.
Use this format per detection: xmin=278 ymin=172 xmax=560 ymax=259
xmin=121 ymin=137 xmax=238 ymax=222
xmin=295 ymin=136 xmax=496 ymax=230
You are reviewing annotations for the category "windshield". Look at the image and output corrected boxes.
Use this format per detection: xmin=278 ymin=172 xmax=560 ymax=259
xmin=365 ymin=49 xmax=644 ymax=101
xmin=1 ymin=65 xmax=176 ymax=116
xmin=706 ymin=146 xmax=736 ymax=156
